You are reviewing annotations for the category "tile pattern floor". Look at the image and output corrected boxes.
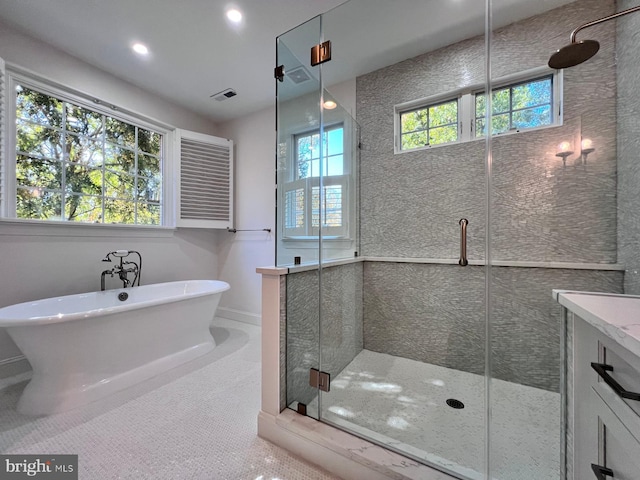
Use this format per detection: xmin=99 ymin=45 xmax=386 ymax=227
xmin=307 ymin=350 xmax=560 ymax=480
xmin=0 ymin=319 xmax=342 ymax=480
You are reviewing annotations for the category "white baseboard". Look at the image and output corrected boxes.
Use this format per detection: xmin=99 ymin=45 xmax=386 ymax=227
xmin=0 ymin=354 xmax=26 ymax=367
xmin=216 ymin=307 xmax=261 ymax=326
xmin=0 ymin=354 xmax=30 ymax=379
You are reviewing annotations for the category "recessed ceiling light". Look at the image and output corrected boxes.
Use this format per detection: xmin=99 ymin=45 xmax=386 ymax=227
xmin=323 ymin=100 xmax=337 ymax=110
xmin=132 ymin=43 xmax=149 ymax=55
xmin=226 ymin=8 xmax=242 ymax=23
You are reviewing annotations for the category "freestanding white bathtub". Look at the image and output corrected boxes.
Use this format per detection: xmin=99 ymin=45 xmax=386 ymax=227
xmin=0 ymin=280 xmax=229 ymax=415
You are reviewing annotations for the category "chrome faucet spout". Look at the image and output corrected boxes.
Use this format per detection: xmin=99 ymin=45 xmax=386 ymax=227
xmin=101 ymin=269 xmax=113 ymax=291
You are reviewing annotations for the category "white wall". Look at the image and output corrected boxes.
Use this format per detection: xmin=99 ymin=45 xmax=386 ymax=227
xmin=0 ymin=21 xmax=221 ymax=365
xmin=326 ymin=78 xmax=356 ymax=118
xmin=216 ymin=107 xmax=276 ymax=323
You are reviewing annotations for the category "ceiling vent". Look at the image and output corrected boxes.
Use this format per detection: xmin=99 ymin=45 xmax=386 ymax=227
xmin=211 ymin=88 xmax=237 ymax=102
xmin=287 ymin=66 xmax=311 ymax=84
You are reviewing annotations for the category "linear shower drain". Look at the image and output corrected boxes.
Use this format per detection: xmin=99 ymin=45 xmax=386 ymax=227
xmin=446 ymin=398 xmax=465 ymax=409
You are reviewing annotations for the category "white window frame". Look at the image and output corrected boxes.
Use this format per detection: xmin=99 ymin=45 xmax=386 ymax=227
xmin=1 ymin=66 xmax=176 ymax=229
xmin=395 ymin=66 xmax=563 ymax=154
xmin=282 ymin=122 xmax=351 ymax=240
xmin=397 ymin=97 xmax=461 ymax=151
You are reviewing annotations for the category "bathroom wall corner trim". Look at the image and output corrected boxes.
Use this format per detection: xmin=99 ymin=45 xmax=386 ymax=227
xmin=0 ymin=354 xmax=25 ymax=367
xmin=0 ymin=354 xmax=30 ymax=380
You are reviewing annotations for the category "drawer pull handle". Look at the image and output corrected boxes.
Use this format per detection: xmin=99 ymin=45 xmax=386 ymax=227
xmin=591 ymin=464 xmax=614 ymax=479
xmin=591 ymin=362 xmax=640 ymax=401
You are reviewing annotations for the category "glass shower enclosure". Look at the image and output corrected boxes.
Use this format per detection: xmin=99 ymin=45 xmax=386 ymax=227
xmin=274 ymin=0 xmax=629 ymax=478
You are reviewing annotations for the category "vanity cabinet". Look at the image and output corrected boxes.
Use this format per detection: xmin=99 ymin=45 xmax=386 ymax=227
xmin=559 ymin=292 xmax=640 ymax=480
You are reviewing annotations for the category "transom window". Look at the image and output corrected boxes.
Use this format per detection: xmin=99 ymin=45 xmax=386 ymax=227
xmin=475 ymin=75 xmax=553 ymax=136
xmin=399 ymin=99 xmax=458 ymax=150
xmin=14 ymin=84 xmax=163 ymax=225
xmin=284 ymin=124 xmax=347 ymax=237
xmin=395 ymin=71 xmax=560 ymax=153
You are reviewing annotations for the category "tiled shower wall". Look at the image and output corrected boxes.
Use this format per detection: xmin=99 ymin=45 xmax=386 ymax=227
xmin=355 ymin=0 xmax=621 ymax=392
xmin=617 ymin=0 xmax=640 ymax=295
xmin=363 ymin=263 xmax=622 ymax=391
xmin=357 ymin=0 xmax=616 ymax=261
xmin=286 ymin=263 xmax=363 ymax=407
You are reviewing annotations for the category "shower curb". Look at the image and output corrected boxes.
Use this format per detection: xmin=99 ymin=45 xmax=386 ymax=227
xmin=258 ymin=410 xmax=455 ymax=480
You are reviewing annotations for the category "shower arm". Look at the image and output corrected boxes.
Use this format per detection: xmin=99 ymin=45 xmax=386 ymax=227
xmin=570 ymin=5 xmax=640 ymax=43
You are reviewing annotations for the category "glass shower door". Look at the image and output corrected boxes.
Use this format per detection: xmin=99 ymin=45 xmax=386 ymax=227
xmin=276 ymin=16 xmax=324 ymax=419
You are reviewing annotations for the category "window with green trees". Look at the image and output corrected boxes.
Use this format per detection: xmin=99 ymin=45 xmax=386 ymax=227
xmin=475 ymin=75 xmax=553 ymax=136
xmin=396 ymin=72 xmax=558 ymax=153
xmin=399 ymin=99 xmax=458 ymax=150
xmin=14 ymin=85 xmax=163 ymax=225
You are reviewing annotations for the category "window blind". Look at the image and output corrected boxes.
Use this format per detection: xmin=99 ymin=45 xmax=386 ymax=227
xmin=177 ymin=129 xmax=233 ymax=229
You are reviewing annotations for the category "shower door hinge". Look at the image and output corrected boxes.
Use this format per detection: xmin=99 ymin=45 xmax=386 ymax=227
xmin=311 ymin=40 xmax=332 ymax=66
xmin=309 ymin=368 xmax=331 ymax=392
xmin=274 ymin=65 xmax=285 ymax=82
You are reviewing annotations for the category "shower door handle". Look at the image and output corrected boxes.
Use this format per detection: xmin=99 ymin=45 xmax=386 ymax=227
xmin=459 ymin=218 xmax=468 ymax=266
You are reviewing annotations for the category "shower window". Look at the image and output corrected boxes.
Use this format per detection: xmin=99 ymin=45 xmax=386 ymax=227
xmin=399 ymin=98 xmax=458 ymax=151
xmin=10 ymin=81 xmax=165 ymax=225
xmin=283 ymin=124 xmax=347 ymax=237
xmin=395 ymin=71 xmax=561 ymax=154
xmin=475 ymin=74 xmax=554 ymax=136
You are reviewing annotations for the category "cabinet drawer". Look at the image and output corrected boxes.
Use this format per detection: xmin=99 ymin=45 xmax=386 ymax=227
xmin=592 ymin=387 xmax=640 ymax=480
xmin=598 ymin=341 xmax=640 ymax=428
xmin=602 ymin=345 xmax=640 ymax=418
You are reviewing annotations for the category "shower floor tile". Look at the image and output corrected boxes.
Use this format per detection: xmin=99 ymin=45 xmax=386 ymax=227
xmin=307 ymin=349 xmax=560 ymax=480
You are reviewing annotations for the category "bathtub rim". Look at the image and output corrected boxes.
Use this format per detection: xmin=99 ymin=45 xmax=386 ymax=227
xmin=0 ymin=279 xmax=230 ymax=327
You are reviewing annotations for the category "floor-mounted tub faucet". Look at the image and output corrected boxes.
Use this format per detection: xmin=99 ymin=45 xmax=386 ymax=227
xmin=100 ymin=250 xmax=143 ymax=291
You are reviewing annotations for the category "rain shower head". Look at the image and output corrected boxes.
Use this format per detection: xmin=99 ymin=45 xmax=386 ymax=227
xmin=548 ymin=40 xmax=600 ymax=69
xmin=548 ymin=5 xmax=640 ymax=69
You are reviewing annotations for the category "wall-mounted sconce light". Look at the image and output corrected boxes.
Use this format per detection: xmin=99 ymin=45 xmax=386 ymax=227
xmin=580 ymin=138 xmax=595 ymax=165
xmin=555 ymin=141 xmax=574 ymax=166
xmin=556 ymin=138 xmax=595 ymax=167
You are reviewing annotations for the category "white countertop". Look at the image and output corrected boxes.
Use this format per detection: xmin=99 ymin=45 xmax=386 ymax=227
xmin=554 ymin=290 xmax=640 ymax=358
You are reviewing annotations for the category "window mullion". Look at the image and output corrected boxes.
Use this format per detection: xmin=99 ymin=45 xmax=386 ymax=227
xmin=101 ymin=114 xmax=106 ymax=224
xmin=509 ymin=86 xmax=514 ymax=130
xmin=305 ymin=177 xmax=311 ymax=236
xmin=134 ymin=126 xmax=138 ymax=225
xmin=61 ymin=103 xmax=67 ymax=221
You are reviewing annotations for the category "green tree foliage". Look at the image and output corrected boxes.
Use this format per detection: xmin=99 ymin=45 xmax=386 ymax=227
xmin=400 ymin=100 xmax=458 ymax=150
xmin=476 ymin=77 xmax=552 ymax=136
xmin=15 ymin=86 xmax=162 ymax=224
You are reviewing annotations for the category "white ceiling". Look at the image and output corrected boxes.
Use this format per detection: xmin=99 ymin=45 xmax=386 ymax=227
xmin=0 ymin=0 xmax=574 ymax=124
